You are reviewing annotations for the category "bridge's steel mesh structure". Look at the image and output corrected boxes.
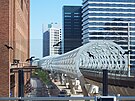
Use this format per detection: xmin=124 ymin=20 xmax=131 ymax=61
xmin=39 ymin=41 xmax=128 ymax=77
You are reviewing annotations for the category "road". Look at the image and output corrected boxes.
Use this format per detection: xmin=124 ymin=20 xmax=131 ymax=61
xmin=26 ymin=77 xmax=84 ymax=101
xmin=27 ymin=77 xmax=49 ymax=97
xmin=27 ymin=77 xmax=61 ymax=97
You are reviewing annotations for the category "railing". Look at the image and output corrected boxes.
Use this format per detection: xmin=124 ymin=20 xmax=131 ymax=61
xmin=1 ymin=96 xmax=135 ymax=101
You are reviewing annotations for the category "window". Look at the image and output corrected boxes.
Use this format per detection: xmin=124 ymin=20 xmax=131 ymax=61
xmin=65 ymin=12 xmax=71 ymax=14
xmin=65 ymin=15 xmax=71 ymax=17
xmin=74 ymin=15 xmax=80 ymax=17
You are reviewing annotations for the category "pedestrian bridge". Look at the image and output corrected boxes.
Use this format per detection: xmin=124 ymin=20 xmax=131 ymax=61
xmin=38 ymin=40 xmax=135 ymax=96
xmin=39 ymin=40 xmax=128 ymax=77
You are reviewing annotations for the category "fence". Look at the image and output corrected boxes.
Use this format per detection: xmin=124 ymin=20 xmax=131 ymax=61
xmin=0 ymin=96 xmax=135 ymax=101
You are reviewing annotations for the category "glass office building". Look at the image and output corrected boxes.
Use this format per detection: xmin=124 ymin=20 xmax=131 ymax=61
xmin=82 ymin=0 xmax=135 ymax=69
xmin=62 ymin=6 xmax=82 ymax=53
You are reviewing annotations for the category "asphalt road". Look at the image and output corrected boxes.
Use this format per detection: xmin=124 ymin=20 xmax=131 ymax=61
xmin=27 ymin=77 xmax=49 ymax=97
xmin=28 ymin=77 xmax=61 ymax=97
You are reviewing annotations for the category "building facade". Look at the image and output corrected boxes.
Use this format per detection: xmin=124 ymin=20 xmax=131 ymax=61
xmin=0 ymin=0 xmax=30 ymax=97
xmin=82 ymin=0 xmax=135 ymax=70
xmin=62 ymin=6 xmax=82 ymax=53
xmin=43 ymin=26 xmax=61 ymax=57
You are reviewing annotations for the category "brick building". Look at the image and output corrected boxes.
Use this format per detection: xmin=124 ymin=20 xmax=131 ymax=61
xmin=0 ymin=0 xmax=30 ymax=97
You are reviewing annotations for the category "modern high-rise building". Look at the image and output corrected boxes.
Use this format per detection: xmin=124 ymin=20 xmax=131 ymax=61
xmin=43 ymin=25 xmax=61 ymax=57
xmin=0 ymin=0 xmax=30 ymax=97
xmin=62 ymin=6 xmax=82 ymax=53
xmin=82 ymin=0 xmax=135 ymax=70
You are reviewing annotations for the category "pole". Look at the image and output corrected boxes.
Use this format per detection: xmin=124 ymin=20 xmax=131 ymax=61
xmin=127 ymin=22 xmax=130 ymax=77
xmin=103 ymin=69 xmax=108 ymax=96
xmin=18 ymin=69 xmax=24 ymax=101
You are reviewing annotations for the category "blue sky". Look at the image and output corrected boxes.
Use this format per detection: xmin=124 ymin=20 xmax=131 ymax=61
xmin=30 ymin=0 xmax=82 ymax=58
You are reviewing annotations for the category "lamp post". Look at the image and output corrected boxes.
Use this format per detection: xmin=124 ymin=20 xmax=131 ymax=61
xmin=113 ymin=21 xmax=131 ymax=77
xmin=127 ymin=22 xmax=130 ymax=77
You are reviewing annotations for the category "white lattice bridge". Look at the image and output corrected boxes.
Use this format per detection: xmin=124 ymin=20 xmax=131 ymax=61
xmin=38 ymin=40 xmax=128 ymax=78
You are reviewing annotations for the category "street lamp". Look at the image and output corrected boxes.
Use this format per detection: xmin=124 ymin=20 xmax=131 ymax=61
xmin=113 ymin=21 xmax=131 ymax=77
xmin=127 ymin=22 xmax=131 ymax=77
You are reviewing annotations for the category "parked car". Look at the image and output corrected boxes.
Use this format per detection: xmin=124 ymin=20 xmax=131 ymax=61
xmin=58 ymin=89 xmax=71 ymax=97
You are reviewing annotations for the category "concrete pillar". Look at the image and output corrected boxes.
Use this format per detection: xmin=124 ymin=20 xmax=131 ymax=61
xmin=59 ymin=73 xmax=65 ymax=85
xmin=78 ymin=75 xmax=89 ymax=96
xmin=64 ymin=74 xmax=69 ymax=87
xmin=67 ymin=76 xmax=76 ymax=94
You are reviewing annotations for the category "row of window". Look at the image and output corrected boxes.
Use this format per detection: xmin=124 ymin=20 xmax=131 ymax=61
xmin=64 ymin=28 xmax=82 ymax=30
xmin=88 ymin=3 xmax=135 ymax=7
xmin=84 ymin=13 xmax=135 ymax=17
xmin=64 ymin=24 xmax=81 ymax=26
xmin=84 ymin=0 xmax=135 ymax=3
xmin=83 ymin=18 xmax=135 ymax=25
xmin=83 ymin=22 xmax=135 ymax=26
xmin=64 ymin=21 xmax=81 ymax=23
xmin=83 ymin=8 xmax=135 ymax=14
xmin=82 ymin=18 xmax=135 ymax=25
xmin=87 ymin=36 xmax=135 ymax=41
xmin=83 ymin=26 xmax=135 ymax=31
xmin=83 ymin=30 xmax=135 ymax=34
xmin=88 ymin=36 xmax=128 ymax=40
xmin=82 ymin=22 xmax=133 ymax=28
xmin=89 ymin=32 xmax=128 ymax=35
xmin=83 ymin=31 xmax=135 ymax=35
xmin=65 ymin=12 xmax=80 ymax=14
xmin=64 ymin=15 xmax=81 ymax=18
xmin=64 ymin=18 xmax=81 ymax=20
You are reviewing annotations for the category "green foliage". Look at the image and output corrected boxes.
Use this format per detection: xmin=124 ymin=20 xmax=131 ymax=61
xmin=32 ymin=69 xmax=50 ymax=84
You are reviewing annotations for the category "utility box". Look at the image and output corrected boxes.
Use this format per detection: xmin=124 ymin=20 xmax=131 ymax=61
xmin=95 ymin=96 xmax=116 ymax=101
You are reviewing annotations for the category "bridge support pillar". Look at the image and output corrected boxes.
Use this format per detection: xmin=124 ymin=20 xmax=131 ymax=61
xmin=59 ymin=73 xmax=65 ymax=85
xmin=78 ymin=75 xmax=89 ymax=96
xmin=67 ymin=76 xmax=76 ymax=94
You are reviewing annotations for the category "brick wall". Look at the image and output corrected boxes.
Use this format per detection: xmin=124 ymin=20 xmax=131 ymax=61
xmin=13 ymin=0 xmax=30 ymax=97
xmin=0 ymin=0 xmax=30 ymax=97
xmin=0 ymin=0 xmax=10 ymax=97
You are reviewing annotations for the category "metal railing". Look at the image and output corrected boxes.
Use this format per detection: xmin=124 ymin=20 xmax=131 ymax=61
xmin=0 ymin=96 xmax=135 ymax=101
